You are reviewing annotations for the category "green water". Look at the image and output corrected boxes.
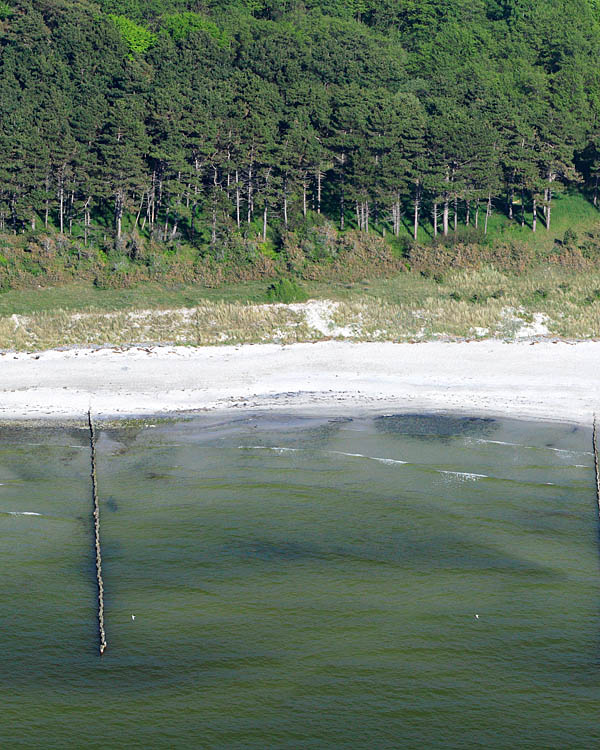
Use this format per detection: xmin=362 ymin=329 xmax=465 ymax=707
xmin=1 ymin=414 xmax=599 ymax=749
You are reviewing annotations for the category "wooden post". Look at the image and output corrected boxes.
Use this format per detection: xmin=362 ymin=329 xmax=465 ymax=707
xmin=88 ymin=410 xmax=107 ymax=655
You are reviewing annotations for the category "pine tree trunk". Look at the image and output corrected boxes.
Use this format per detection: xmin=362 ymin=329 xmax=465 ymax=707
xmin=44 ymin=173 xmax=50 ymax=228
xmin=316 ymin=168 xmax=322 ymax=214
xmin=235 ymin=170 xmax=241 ymax=228
xmin=59 ymin=181 xmax=64 ymax=235
xmin=543 ymin=188 xmax=548 ymax=219
xmin=443 ymin=199 xmax=449 ymax=235
xmin=433 ymin=203 xmax=438 ymax=237
xmin=453 ymin=197 xmax=458 ymax=232
xmin=413 ymin=182 xmax=420 ymax=241
xmin=340 ymin=189 xmax=344 ymax=230
xmin=247 ymin=166 xmax=253 ymax=223
xmin=466 ymin=200 xmax=470 ymax=227
xmin=134 ymin=193 xmax=144 ymax=229
xmin=263 ymin=204 xmax=268 ymax=241
xmin=594 ymin=175 xmax=598 ymax=208
xmin=521 ymin=189 xmax=525 ymax=227
xmin=303 ymin=180 xmax=308 ymax=218
xmin=532 ymin=197 xmax=537 ymax=232
xmin=283 ymin=182 xmax=288 ymax=229
xmin=365 ymin=202 xmax=369 ymax=233
xmin=475 ymin=200 xmax=479 ymax=229
xmin=484 ymin=193 xmax=491 ymax=235
xmin=443 ymin=167 xmax=450 ymax=235
xmin=508 ymin=188 xmax=514 ymax=220
xmin=150 ymin=171 xmax=156 ymax=228
xmin=84 ymin=198 xmax=90 ymax=246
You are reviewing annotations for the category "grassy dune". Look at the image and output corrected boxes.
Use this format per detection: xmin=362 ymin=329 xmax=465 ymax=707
xmin=2 ymin=265 xmax=600 ymax=351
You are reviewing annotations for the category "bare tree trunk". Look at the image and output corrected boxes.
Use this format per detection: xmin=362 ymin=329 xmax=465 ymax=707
xmin=150 ymin=171 xmax=156 ymax=228
xmin=247 ymin=166 xmax=253 ymax=224
xmin=283 ymin=181 xmax=288 ymax=229
xmin=59 ymin=178 xmax=64 ymax=235
xmin=134 ymin=193 xmax=144 ymax=229
xmin=465 ymin=200 xmax=470 ymax=227
xmin=484 ymin=193 xmax=491 ymax=235
xmin=543 ymin=188 xmax=548 ymax=219
xmin=340 ymin=189 xmax=344 ymax=230
xmin=532 ymin=196 xmax=537 ymax=232
xmin=44 ymin=173 xmax=50 ymax=228
xmin=116 ymin=193 xmax=123 ymax=240
xmin=413 ymin=181 xmax=420 ymax=241
xmin=433 ymin=202 xmax=438 ymax=237
xmin=546 ymin=172 xmax=552 ymax=230
xmin=594 ymin=175 xmax=599 ymax=208
xmin=508 ymin=187 xmax=514 ymax=219
xmin=263 ymin=204 xmax=267 ymax=241
xmin=235 ymin=170 xmax=241 ymax=228
xmin=453 ymin=196 xmax=458 ymax=232
xmin=316 ymin=168 xmax=322 ymax=214
xmin=364 ymin=202 xmax=369 ymax=233
xmin=83 ymin=196 xmax=91 ymax=246
xmin=303 ymin=180 xmax=308 ymax=218
xmin=475 ymin=200 xmax=479 ymax=229
xmin=443 ymin=199 xmax=449 ymax=235
xmin=69 ymin=190 xmax=74 ymax=235
xmin=443 ymin=168 xmax=450 ymax=235
xmin=521 ymin=189 xmax=525 ymax=227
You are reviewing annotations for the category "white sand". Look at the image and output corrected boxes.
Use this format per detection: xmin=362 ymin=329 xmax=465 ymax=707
xmin=0 ymin=340 xmax=598 ymax=424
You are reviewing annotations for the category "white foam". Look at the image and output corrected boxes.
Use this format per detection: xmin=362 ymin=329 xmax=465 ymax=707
xmin=240 ymin=446 xmax=302 ymax=453
xmin=474 ymin=438 xmax=592 ymax=456
xmin=474 ymin=439 xmax=521 ymax=447
xmin=7 ymin=511 xmax=42 ymax=516
xmin=438 ymin=470 xmax=487 ymax=480
xmin=329 ymin=451 xmax=407 ymax=465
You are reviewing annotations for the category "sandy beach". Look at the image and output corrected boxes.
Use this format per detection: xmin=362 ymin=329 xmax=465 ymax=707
xmin=0 ymin=339 xmax=598 ymax=424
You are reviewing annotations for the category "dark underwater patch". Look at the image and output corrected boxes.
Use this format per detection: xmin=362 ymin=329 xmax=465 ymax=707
xmin=374 ymin=414 xmax=498 ymax=441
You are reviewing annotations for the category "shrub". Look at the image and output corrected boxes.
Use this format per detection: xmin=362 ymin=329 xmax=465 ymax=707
xmin=563 ymin=228 xmax=578 ymax=247
xmin=265 ymin=277 xmax=308 ymax=303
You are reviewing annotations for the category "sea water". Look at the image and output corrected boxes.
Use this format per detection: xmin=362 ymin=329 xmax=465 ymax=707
xmin=1 ymin=414 xmax=599 ymax=749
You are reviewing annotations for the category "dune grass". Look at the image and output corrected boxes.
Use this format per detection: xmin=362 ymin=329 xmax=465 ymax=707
xmin=2 ymin=265 xmax=600 ymax=351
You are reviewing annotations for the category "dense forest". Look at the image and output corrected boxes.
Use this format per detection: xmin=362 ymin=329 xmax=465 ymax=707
xmin=2 ymin=0 xmax=600 ymax=285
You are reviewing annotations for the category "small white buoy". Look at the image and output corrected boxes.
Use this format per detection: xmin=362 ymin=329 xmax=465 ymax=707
xmin=475 ymin=614 xmax=480 ymax=619
xmin=131 ymin=614 xmax=135 ymax=621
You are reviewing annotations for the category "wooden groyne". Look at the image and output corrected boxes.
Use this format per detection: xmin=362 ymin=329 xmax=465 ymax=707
xmin=593 ymin=416 xmax=600 ymax=518
xmin=88 ymin=409 xmax=107 ymax=655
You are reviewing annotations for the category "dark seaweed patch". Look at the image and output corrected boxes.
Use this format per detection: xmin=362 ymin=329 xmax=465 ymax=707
xmin=374 ymin=414 xmax=497 ymax=441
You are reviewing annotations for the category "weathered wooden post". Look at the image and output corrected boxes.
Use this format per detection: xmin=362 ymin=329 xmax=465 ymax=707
xmin=593 ymin=416 xmax=600 ymax=518
xmin=88 ymin=409 xmax=107 ymax=655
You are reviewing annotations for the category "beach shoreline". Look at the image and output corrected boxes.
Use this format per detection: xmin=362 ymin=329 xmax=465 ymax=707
xmin=0 ymin=339 xmax=598 ymax=425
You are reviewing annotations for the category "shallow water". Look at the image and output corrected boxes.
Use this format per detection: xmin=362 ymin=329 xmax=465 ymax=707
xmin=1 ymin=414 xmax=599 ymax=749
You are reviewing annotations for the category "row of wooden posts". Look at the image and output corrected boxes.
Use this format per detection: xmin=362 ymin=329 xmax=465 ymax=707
xmin=88 ymin=409 xmax=107 ymax=656
xmin=593 ymin=417 xmax=600 ymax=520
